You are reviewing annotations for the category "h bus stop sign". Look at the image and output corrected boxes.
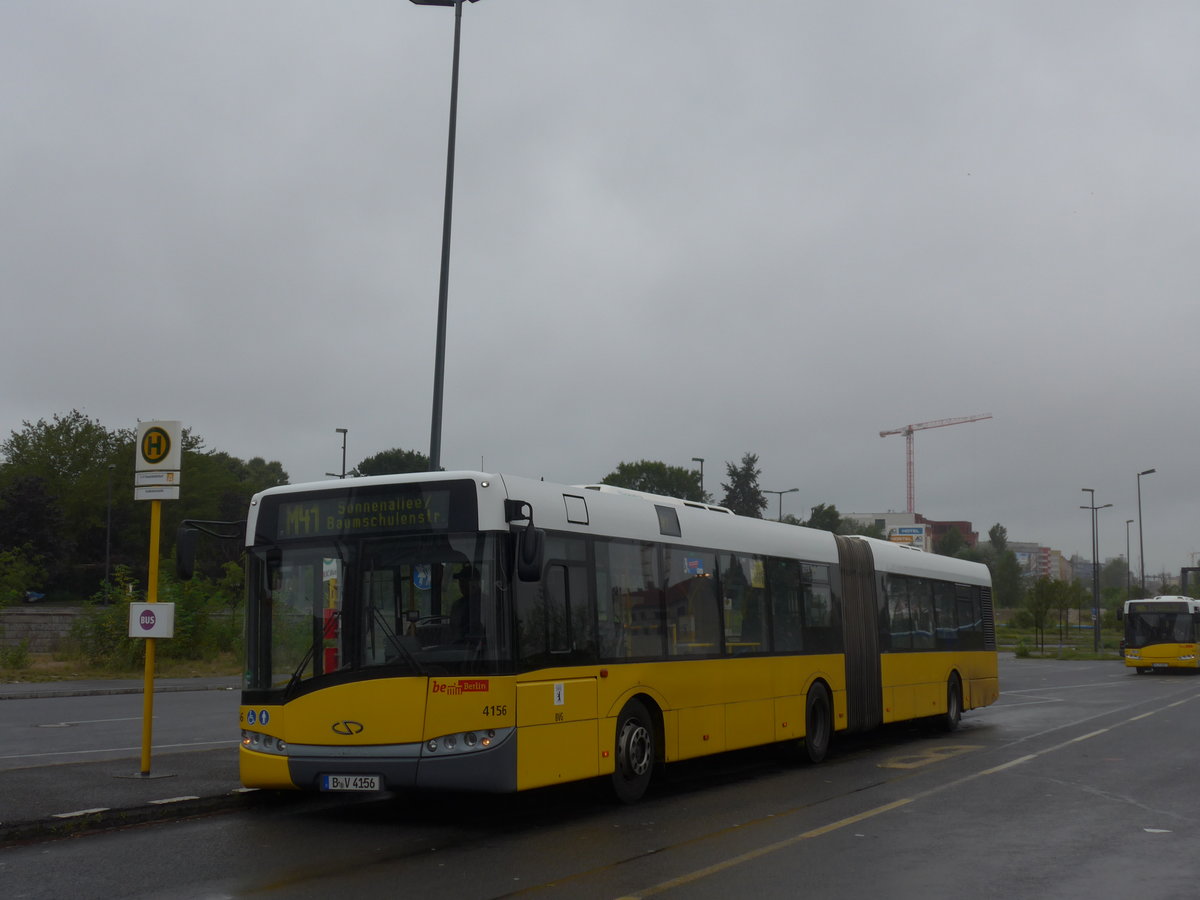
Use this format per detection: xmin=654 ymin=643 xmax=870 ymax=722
xmin=135 ymin=420 xmax=182 ymax=501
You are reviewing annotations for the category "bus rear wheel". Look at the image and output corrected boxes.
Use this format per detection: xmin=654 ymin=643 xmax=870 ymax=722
xmin=803 ymin=683 xmax=831 ymax=764
xmin=940 ymin=675 xmax=962 ymax=732
xmin=611 ymin=699 xmax=655 ymax=803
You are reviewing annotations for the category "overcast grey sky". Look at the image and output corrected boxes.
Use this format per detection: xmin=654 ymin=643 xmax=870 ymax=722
xmin=4 ymin=2 xmax=1197 ymax=576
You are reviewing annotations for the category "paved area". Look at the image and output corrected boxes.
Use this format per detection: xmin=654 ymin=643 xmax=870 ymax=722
xmin=0 ymin=677 xmax=250 ymax=845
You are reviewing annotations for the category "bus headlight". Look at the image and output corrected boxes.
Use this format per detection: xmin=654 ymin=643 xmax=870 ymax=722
xmin=1126 ymin=650 xmax=1140 ymax=660
xmin=421 ymin=727 xmax=510 ymax=757
xmin=242 ymin=730 xmax=288 ymax=756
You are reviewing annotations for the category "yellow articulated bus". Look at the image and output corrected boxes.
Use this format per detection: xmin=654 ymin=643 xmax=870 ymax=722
xmin=1118 ymin=596 xmax=1200 ymax=673
xmin=213 ymin=472 xmax=996 ymax=802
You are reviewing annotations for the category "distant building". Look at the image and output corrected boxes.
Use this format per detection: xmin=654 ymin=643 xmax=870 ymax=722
xmin=1012 ymin=543 xmax=1072 ymax=581
xmin=842 ymin=511 xmax=978 ymax=552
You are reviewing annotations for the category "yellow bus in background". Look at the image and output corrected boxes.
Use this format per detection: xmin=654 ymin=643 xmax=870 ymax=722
xmin=1119 ymin=596 xmax=1200 ymax=673
xmin=224 ymin=472 xmax=997 ymax=802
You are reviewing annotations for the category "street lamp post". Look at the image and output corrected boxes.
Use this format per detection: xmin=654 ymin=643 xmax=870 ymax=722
xmin=1080 ymin=489 xmax=1112 ymax=653
xmin=764 ymin=487 xmax=799 ymax=522
xmin=691 ymin=457 xmax=704 ymax=500
xmin=326 ymin=428 xmax=349 ymax=479
xmin=105 ymin=464 xmax=115 ymax=591
xmin=1137 ymin=467 xmax=1155 ymax=595
xmin=412 ymin=0 xmax=483 ymax=472
xmin=1125 ymin=519 xmax=1134 ymax=601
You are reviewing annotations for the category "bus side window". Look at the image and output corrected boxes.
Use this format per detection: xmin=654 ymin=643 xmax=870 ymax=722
xmin=664 ymin=547 xmax=720 ymax=655
xmin=934 ymin=582 xmax=957 ymax=648
xmin=767 ymin=558 xmax=803 ymax=652
xmin=803 ymin=564 xmax=841 ymax=654
xmin=910 ymin=578 xmax=935 ymax=650
xmin=596 ymin=539 xmax=663 ymax=660
xmin=721 ymin=554 xmax=766 ymax=655
xmin=887 ymin=575 xmax=914 ymax=650
xmin=956 ymin=585 xmax=983 ymax=649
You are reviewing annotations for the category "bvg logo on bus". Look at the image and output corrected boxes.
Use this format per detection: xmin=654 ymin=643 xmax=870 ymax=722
xmin=432 ymin=679 xmax=489 ymax=696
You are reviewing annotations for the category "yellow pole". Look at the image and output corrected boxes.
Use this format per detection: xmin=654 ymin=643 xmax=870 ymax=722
xmin=140 ymin=499 xmax=161 ymax=776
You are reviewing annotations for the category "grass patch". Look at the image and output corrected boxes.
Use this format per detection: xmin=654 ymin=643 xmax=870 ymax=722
xmin=1 ymin=651 xmax=242 ymax=682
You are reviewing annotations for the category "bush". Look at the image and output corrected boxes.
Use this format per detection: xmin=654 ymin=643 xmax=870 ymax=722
xmin=1014 ymin=639 xmax=1030 ymax=658
xmin=1 ymin=638 xmax=31 ymax=670
xmin=70 ymin=561 xmax=244 ymax=671
xmin=1011 ymin=609 xmax=1034 ymax=630
xmin=72 ymin=566 xmax=144 ymax=670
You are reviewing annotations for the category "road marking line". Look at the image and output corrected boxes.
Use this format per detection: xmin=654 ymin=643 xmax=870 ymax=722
xmin=616 ymin=798 xmax=914 ymax=899
xmin=148 ymin=796 xmax=200 ymax=804
xmin=52 ymin=808 xmax=110 ymax=818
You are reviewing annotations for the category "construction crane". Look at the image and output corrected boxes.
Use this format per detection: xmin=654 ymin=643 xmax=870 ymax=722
xmin=880 ymin=414 xmax=992 ymax=513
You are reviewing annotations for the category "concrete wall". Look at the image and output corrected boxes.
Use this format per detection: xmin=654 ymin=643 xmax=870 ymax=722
xmin=0 ymin=607 xmax=81 ymax=652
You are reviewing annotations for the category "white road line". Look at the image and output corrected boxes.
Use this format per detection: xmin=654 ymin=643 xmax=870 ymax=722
xmin=52 ymin=808 xmax=111 ymax=819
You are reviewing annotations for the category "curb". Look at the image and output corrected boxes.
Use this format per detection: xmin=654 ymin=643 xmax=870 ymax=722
xmin=0 ymin=789 xmax=261 ymax=847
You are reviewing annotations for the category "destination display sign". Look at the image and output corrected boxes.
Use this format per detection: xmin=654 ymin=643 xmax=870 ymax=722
xmin=275 ymin=489 xmax=452 ymax=540
xmin=1129 ymin=601 xmax=1190 ymax=614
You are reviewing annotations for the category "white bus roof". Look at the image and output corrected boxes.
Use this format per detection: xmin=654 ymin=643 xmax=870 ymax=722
xmin=249 ymin=471 xmax=990 ymax=586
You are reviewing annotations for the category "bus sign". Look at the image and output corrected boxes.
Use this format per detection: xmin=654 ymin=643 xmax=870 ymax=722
xmin=128 ymin=602 xmax=175 ymax=638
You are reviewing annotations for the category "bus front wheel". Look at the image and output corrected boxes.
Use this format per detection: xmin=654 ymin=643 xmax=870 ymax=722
xmin=803 ymin=683 xmax=831 ymax=764
xmin=611 ymin=699 xmax=655 ymax=803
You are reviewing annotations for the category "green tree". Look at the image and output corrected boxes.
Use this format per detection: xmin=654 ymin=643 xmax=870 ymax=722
xmin=988 ymin=523 xmax=1009 ymax=553
xmin=1 ymin=413 xmax=288 ymax=598
xmin=839 ymin=518 xmax=886 ymax=539
xmin=0 ymin=411 xmax=131 ymax=593
xmin=0 ymin=545 xmax=47 ymax=608
xmin=600 ymin=460 xmax=704 ymax=501
xmin=990 ymin=548 xmax=1024 ymax=610
xmin=352 ymin=447 xmax=430 ymax=477
xmin=1101 ymin=556 xmax=1129 ymax=594
xmin=935 ymin=526 xmax=966 ymax=557
xmin=1026 ymin=576 xmax=1056 ymax=651
xmin=719 ymin=453 xmax=767 ymax=518
xmin=804 ymin=503 xmax=842 ymax=533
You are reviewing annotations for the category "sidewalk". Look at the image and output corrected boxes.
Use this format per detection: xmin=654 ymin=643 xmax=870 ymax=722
xmin=1 ymin=676 xmax=251 ymax=845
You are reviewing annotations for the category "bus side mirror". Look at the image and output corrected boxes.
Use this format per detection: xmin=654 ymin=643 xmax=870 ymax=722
xmin=505 ymin=499 xmax=544 ymax=582
xmin=176 ymin=525 xmax=199 ymax=581
xmin=517 ymin=523 xmax=545 ymax=583
xmin=1115 ymin=608 xmax=1123 ymax=622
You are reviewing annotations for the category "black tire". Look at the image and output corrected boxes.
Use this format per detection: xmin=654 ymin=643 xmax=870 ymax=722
xmin=803 ymin=683 xmax=832 ymax=764
xmin=1136 ymin=667 xmax=1150 ymax=675
xmin=611 ymin=699 xmax=655 ymax=803
xmin=941 ymin=675 xmax=963 ymax=733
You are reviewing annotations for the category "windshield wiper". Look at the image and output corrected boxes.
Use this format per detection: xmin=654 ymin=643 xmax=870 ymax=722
xmin=284 ymin=640 xmax=318 ymax=699
xmin=283 ymin=608 xmax=342 ymax=699
xmin=370 ymin=606 xmax=426 ymax=675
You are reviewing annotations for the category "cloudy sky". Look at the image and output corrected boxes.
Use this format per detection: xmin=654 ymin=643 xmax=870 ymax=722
xmin=4 ymin=2 xmax=1198 ymax=576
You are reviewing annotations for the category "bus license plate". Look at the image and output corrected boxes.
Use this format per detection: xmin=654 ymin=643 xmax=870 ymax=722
xmin=1153 ymin=663 xmax=1168 ymax=668
xmin=321 ymin=774 xmax=381 ymax=792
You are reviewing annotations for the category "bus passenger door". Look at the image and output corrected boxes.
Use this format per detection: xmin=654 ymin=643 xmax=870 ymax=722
xmin=515 ymin=557 xmax=600 ymax=790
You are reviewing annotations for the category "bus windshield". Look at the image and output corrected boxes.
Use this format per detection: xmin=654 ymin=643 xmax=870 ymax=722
xmin=1125 ymin=607 xmax=1196 ymax=649
xmin=245 ymin=532 xmax=509 ymax=692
